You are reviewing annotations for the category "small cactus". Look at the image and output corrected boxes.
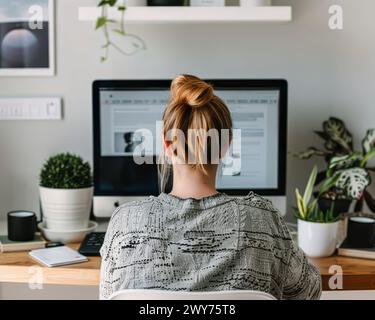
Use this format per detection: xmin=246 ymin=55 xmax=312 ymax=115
xmin=40 ymin=153 xmax=93 ymax=189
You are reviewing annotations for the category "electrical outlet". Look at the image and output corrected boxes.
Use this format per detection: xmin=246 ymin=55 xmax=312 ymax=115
xmin=0 ymin=98 xmax=62 ymax=120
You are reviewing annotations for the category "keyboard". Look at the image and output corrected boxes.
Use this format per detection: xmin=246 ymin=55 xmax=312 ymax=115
xmin=78 ymin=232 xmax=106 ymax=256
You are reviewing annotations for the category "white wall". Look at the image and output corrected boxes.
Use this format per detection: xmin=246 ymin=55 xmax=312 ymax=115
xmin=0 ymin=0 xmax=374 ymax=221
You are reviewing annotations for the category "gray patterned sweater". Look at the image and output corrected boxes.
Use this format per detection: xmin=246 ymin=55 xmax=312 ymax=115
xmin=100 ymin=192 xmax=322 ymax=300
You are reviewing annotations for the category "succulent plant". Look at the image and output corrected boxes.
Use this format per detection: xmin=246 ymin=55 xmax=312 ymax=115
xmin=40 ymin=153 xmax=93 ymax=189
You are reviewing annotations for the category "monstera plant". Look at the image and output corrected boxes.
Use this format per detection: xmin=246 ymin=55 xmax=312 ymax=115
xmin=295 ymin=117 xmax=375 ymax=213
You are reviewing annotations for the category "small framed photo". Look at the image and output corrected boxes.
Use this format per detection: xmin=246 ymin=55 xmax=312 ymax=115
xmin=0 ymin=0 xmax=55 ymax=76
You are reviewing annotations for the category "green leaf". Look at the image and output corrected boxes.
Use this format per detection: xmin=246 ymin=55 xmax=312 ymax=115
xmin=296 ymin=188 xmax=306 ymax=219
xmin=96 ymin=16 xmax=108 ymax=29
xmin=329 ymin=152 xmax=362 ymax=171
xmin=96 ymin=16 xmax=116 ymax=30
xmin=335 ymin=168 xmax=371 ymax=199
xmin=318 ymin=173 xmax=340 ymax=195
xmin=117 ymin=5 xmax=126 ymax=11
xmin=98 ymin=0 xmax=117 ymax=6
xmin=303 ymin=166 xmax=317 ymax=206
xmin=323 ymin=117 xmax=353 ymax=153
xmin=307 ymin=198 xmax=318 ymax=213
xmin=293 ymin=147 xmax=327 ymax=160
xmin=362 ymin=129 xmax=375 ymax=154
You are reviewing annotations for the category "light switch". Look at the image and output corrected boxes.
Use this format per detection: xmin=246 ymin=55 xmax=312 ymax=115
xmin=0 ymin=98 xmax=62 ymax=120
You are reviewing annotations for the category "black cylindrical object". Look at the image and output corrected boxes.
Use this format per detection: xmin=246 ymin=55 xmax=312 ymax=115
xmin=347 ymin=217 xmax=375 ymax=248
xmin=7 ymin=211 xmax=37 ymax=242
xmin=148 ymin=0 xmax=185 ymax=6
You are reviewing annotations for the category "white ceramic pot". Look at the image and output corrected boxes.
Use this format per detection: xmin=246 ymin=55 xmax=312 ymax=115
xmin=240 ymin=0 xmax=272 ymax=6
xmin=298 ymin=219 xmax=340 ymax=258
xmin=125 ymin=0 xmax=147 ymax=6
xmin=40 ymin=186 xmax=93 ymax=231
xmin=38 ymin=221 xmax=98 ymax=244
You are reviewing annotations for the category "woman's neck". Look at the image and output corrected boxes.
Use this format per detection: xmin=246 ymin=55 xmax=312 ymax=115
xmin=170 ymin=164 xmax=218 ymax=200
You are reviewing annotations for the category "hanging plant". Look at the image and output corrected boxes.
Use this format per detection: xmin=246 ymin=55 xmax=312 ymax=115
xmin=96 ymin=0 xmax=146 ymax=62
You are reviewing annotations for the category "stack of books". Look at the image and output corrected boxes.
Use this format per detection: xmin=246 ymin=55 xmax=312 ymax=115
xmin=338 ymin=242 xmax=375 ymax=260
xmin=0 ymin=234 xmax=46 ymax=253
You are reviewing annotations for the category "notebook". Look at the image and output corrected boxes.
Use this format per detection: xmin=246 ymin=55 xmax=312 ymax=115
xmin=0 ymin=234 xmax=46 ymax=253
xmin=29 ymin=246 xmax=88 ymax=267
xmin=338 ymin=242 xmax=375 ymax=260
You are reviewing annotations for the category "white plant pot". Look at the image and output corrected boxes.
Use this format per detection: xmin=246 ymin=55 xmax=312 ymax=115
xmin=240 ymin=0 xmax=272 ymax=6
xmin=125 ymin=0 xmax=147 ymax=6
xmin=40 ymin=186 xmax=93 ymax=231
xmin=298 ymin=219 xmax=340 ymax=258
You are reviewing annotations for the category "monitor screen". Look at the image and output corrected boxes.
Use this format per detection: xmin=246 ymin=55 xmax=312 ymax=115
xmin=93 ymin=80 xmax=287 ymax=197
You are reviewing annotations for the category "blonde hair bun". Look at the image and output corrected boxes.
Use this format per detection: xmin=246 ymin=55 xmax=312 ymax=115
xmin=171 ymin=74 xmax=214 ymax=108
xmin=160 ymin=74 xmax=233 ymax=190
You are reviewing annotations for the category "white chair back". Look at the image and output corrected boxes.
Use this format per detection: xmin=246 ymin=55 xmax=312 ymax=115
xmin=109 ymin=289 xmax=276 ymax=300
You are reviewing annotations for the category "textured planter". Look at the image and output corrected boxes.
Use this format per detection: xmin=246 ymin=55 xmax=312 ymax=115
xmin=298 ymin=219 xmax=340 ymax=258
xmin=40 ymin=186 xmax=93 ymax=231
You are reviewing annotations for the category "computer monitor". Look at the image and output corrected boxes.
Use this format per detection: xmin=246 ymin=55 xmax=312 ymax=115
xmin=93 ymin=79 xmax=287 ymax=217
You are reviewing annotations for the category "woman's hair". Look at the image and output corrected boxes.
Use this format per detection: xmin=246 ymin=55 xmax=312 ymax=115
xmin=158 ymin=74 xmax=233 ymax=192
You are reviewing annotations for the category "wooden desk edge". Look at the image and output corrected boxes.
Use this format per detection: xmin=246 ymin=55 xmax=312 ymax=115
xmin=0 ymin=244 xmax=100 ymax=286
xmin=0 ymin=265 xmax=100 ymax=286
xmin=2 ymin=245 xmax=375 ymax=290
xmin=2 ymin=265 xmax=375 ymax=291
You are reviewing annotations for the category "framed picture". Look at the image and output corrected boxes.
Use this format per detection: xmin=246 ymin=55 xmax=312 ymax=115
xmin=0 ymin=0 xmax=55 ymax=76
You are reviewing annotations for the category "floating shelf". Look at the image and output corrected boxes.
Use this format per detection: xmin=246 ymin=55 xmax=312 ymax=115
xmin=78 ymin=6 xmax=292 ymax=24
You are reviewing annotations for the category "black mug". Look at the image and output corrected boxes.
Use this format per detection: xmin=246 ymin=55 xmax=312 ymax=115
xmin=7 ymin=211 xmax=37 ymax=242
xmin=347 ymin=217 xmax=375 ymax=248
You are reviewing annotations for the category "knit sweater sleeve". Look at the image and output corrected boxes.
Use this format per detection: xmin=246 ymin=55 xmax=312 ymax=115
xmin=273 ymin=213 xmax=322 ymax=300
xmin=282 ymin=235 xmax=322 ymax=300
xmin=99 ymin=207 xmax=122 ymax=300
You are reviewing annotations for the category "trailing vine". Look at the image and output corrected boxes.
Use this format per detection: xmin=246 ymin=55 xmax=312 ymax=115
xmin=96 ymin=0 xmax=146 ymax=62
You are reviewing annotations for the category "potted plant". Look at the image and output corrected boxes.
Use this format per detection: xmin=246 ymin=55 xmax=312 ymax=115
xmin=39 ymin=153 xmax=93 ymax=231
xmin=295 ymin=117 xmax=375 ymax=215
xmin=295 ymin=166 xmax=341 ymax=258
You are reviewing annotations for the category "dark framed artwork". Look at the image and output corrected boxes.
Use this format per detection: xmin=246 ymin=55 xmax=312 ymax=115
xmin=0 ymin=0 xmax=55 ymax=76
